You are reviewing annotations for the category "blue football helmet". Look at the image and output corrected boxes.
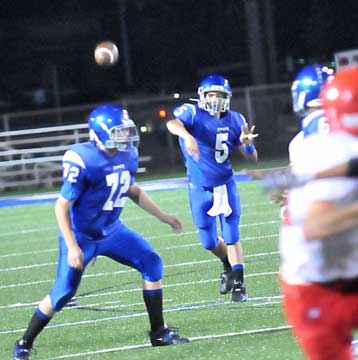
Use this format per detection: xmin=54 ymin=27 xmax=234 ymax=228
xmin=291 ymin=64 xmax=334 ymax=116
xmin=88 ymin=104 xmax=139 ymax=151
xmin=198 ymin=74 xmax=232 ymax=115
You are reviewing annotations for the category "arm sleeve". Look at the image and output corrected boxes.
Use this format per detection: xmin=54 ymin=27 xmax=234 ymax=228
xmin=173 ymin=103 xmax=196 ymax=127
xmin=59 ymin=150 xmax=87 ymax=201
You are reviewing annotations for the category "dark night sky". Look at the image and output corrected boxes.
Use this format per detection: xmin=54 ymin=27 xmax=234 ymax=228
xmin=0 ymin=0 xmax=357 ymax=111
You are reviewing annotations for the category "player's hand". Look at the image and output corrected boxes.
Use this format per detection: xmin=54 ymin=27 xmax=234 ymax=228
xmin=240 ymin=124 xmax=258 ymax=146
xmin=184 ymin=134 xmax=200 ymax=161
xmin=67 ymin=244 xmax=84 ymax=271
xmin=270 ymin=191 xmax=287 ymax=206
xmin=163 ymin=214 xmax=183 ymax=233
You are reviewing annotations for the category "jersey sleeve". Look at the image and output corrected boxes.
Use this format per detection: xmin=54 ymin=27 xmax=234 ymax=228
xmin=59 ymin=150 xmax=87 ymax=201
xmin=173 ymin=103 xmax=196 ymax=127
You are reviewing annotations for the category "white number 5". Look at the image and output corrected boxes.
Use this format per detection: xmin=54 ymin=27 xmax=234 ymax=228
xmin=215 ymin=133 xmax=229 ymax=163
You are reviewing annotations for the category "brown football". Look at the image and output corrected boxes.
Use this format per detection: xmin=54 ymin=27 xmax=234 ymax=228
xmin=94 ymin=41 xmax=119 ymax=66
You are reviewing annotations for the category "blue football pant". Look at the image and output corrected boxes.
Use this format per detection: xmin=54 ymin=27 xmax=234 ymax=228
xmin=188 ymin=179 xmax=241 ymax=250
xmin=49 ymin=222 xmax=163 ymax=311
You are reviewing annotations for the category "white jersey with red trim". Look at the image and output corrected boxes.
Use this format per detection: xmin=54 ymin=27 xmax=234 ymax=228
xmin=280 ymin=132 xmax=358 ymax=284
xmin=288 ymin=131 xmax=304 ymax=165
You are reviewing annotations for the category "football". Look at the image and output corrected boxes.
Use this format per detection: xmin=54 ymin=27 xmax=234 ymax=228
xmin=94 ymin=41 xmax=119 ymax=66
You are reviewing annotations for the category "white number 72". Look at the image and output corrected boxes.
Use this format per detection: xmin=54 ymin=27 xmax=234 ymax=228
xmin=103 ymin=170 xmax=131 ymax=211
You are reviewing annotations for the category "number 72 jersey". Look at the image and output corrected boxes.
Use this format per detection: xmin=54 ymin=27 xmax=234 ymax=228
xmin=173 ymin=103 xmax=247 ymax=188
xmin=60 ymin=142 xmax=138 ymax=239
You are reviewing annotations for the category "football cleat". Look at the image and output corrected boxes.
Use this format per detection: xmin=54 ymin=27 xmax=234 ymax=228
xmin=149 ymin=326 xmax=190 ymax=346
xmin=220 ymin=270 xmax=233 ymax=295
xmin=231 ymin=281 xmax=247 ymax=302
xmin=13 ymin=339 xmax=32 ymax=360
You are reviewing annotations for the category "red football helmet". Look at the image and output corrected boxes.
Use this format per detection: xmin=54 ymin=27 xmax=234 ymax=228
xmin=320 ymin=66 xmax=358 ymax=136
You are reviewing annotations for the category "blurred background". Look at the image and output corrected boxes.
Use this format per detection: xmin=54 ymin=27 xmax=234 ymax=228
xmin=0 ymin=0 xmax=357 ymax=192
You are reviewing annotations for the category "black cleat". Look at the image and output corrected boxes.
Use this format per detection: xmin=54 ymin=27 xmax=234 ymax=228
xmin=231 ymin=281 xmax=247 ymax=302
xmin=220 ymin=270 xmax=233 ymax=295
xmin=13 ymin=340 xmax=32 ymax=360
xmin=150 ymin=326 xmax=190 ymax=346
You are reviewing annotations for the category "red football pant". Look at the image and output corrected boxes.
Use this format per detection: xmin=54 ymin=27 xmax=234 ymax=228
xmin=281 ymin=279 xmax=358 ymax=360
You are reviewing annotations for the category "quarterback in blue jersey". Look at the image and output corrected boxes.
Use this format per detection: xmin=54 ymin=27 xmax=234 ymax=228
xmin=13 ymin=104 xmax=189 ymax=360
xmin=167 ymin=74 xmax=258 ymax=302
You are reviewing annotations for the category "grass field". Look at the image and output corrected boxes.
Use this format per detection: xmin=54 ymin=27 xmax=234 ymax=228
xmin=0 ymin=180 xmax=304 ymax=359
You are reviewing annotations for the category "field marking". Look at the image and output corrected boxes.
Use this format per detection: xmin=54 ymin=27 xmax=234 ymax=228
xmin=0 ymin=294 xmax=283 ymax=335
xmin=0 ymin=250 xmax=279 ymax=290
xmin=0 ymin=269 xmax=279 ymax=312
xmin=0 ymin=218 xmax=279 ymax=251
xmin=0 ymin=216 xmax=279 ymax=241
xmin=0 ymin=230 xmax=277 ymax=259
xmin=37 ymin=324 xmax=291 ymax=360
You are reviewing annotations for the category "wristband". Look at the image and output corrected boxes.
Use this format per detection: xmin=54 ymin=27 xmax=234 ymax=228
xmin=244 ymin=143 xmax=256 ymax=154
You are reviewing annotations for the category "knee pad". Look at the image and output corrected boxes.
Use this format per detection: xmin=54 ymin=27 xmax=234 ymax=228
xmin=198 ymin=226 xmax=218 ymax=250
xmin=139 ymin=251 xmax=163 ymax=282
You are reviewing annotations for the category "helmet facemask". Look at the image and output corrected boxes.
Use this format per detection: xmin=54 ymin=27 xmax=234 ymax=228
xmin=107 ymin=123 xmax=139 ymax=151
xmin=90 ymin=121 xmax=140 ymax=151
xmin=199 ymin=90 xmax=231 ymax=116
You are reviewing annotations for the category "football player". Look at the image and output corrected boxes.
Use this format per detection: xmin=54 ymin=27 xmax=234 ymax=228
xmin=166 ymin=74 xmax=258 ymax=302
xmin=280 ymin=66 xmax=358 ymax=359
xmin=273 ymin=64 xmax=334 ymax=224
xmin=13 ymin=104 xmax=189 ymax=360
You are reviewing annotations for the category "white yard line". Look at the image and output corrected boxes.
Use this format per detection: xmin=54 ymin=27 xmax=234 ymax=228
xmin=38 ymin=324 xmax=291 ymax=360
xmin=0 ymin=293 xmax=283 ymax=335
xmin=0 ymin=232 xmax=277 ymax=259
xmin=0 ymin=270 xmax=278 ymax=311
xmin=0 ymin=250 xmax=279 ymax=290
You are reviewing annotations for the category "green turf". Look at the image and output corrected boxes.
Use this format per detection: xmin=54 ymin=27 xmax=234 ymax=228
xmin=0 ymin=181 xmax=304 ymax=359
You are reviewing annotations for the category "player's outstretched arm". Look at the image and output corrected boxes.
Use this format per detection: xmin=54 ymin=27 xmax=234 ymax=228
xmin=54 ymin=195 xmax=84 ymax=270
xmin=127 ymin=184 xmax=183 ymax=233
xmin=303 ymin=200 xmax=358 ymax=240
xmin=166 ymin=119 xmax=200 ymax=161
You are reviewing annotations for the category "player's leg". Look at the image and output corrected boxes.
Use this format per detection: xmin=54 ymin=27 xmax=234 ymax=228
xmin=13 ymin=236 xmax=96 ymax=360
xmin=99 ymin=224 xmax=189 ymax=346
xmin=188 ymin=185 xmax=231 ymax=276
xmin=220 ymin=180 xmax=246 ymax=302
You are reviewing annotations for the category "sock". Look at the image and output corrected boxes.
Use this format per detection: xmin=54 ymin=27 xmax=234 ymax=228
xmin=22 ymin=308 xmax=52 ymax=347
xmin=142 ymin=289 xmax=164 ymax=332
xmin=221 ymin=257 xmax=231 ymax=271
xmin=231 ymin=264 xmax=244 ymax=283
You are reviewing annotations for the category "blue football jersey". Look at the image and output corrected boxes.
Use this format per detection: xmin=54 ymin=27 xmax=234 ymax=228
xmin=301 ymin=109 xmax=329 ymax=137
xmin=173 ymin=103 xmax=246 ymax=187
xmin=60 ymin=142 xmax=138 ymax=238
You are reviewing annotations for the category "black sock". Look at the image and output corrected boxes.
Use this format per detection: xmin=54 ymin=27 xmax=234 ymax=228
xmin=22 ymin=308 xmax=52 ymax=347
xmin=232 ymin=266 xmax=244 ymax=283
xmin=143 ymin=289 xmax=165 ymax=332
xmin=221 ymin=257 xmax=231 ymax=271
